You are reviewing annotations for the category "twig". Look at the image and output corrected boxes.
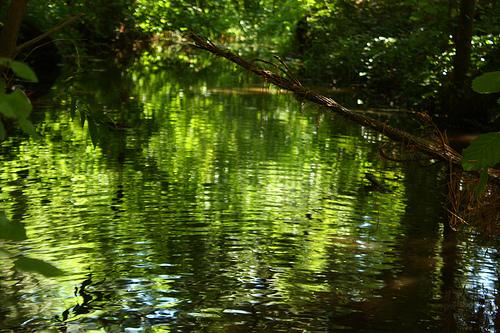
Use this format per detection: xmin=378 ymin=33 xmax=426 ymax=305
xmin=273 ymin=55 xmax=302 ymax=86
xmin=15 ymin=14 xmax=83 ymax=56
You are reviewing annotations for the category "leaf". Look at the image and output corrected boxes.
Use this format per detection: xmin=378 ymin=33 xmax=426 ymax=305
xmin=18 ymin=118 xmax=39 ymax=138
xmin=0 ymin=211 xmax=27 ymax=241
xmin=0 ymin=95 xmax=17 ymax=118
xmin=461 ymin=132 xmax=500 ymax=170
xmin=10 ymin=61 xmax=38 ymax=82
xmin=474 ymin=169 xmax=489 ymax=196
xmin=472 ymin=71 xmax=500 ymax=94
xmin=0 ymin=89 xmax=32 ymax=119
xmin=9 ymin=89 xmax=32 ymax=118
xmin=0 ymin=58 xmax=38 ymax=82
xmin=14 ymin=256 xmax=64 ymax=277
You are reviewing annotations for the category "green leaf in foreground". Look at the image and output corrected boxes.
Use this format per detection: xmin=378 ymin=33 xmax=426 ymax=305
xmin=14 ymin=256 xmax=64 ymax=277
xmin=472 ymin=71 xmax=500 ymax=94
xmin=0 ymin=89 xmax=32 ymax=119
xmin=461 ymin=132 xmax=500 ymax=170
xmin=475 ymin=170 xmax=489 ymax=196
xmin=10 ymin=61 xmax=38 ymax=82
xmin=0 ymin=57 xmax=38 ymax=82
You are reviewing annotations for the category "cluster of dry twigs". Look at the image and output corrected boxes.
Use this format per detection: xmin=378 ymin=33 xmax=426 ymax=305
xmin=448 ymin=168 xmax=500 ymax=232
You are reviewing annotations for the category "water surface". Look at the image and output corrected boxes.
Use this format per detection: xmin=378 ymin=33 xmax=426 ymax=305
xmin=0 ymin=62 xmax=498 ymax=332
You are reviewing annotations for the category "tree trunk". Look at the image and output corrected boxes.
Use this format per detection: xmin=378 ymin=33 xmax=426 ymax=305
xmin=441 ymin=0 xmax=482 ymax=126
xmin=0 ymin=0 xmax=28 ymax=58
xmin=452 ymin=0 xmax=475 ymax=85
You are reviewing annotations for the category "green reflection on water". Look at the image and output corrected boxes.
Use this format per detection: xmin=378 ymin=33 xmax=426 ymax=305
xmin=0 ymin=62 xmax=497 ymax=333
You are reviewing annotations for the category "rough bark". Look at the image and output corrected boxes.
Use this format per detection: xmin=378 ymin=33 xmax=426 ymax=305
xmin=0 ymin=0 xmax=28 ymax=58
xmin=452 ymin=0 xmax=475 ymax=85
xmin=444 ymin=0 xmax=477 ymax=121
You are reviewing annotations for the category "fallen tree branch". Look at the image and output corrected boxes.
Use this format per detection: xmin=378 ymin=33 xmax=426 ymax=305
xmin=187 ymin=33 xmax=463 ymax=166
xmin=14 ymin=14 xmax=83 ymax=56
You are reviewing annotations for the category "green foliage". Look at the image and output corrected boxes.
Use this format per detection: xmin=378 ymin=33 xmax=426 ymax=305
xmin=0 ymin=89 xmax=32 ymax=119
xmin=461 ymin=132 xmax=500 ymax=195
xmin=472 ymin=70 xmax=500 ymax=97
xmin=0 ymin=58 xmax=38 ymax=82
xmin=301 ymin=1 xmax=451 ymax=92
xmin=461 ymin=132 xmax=500 ymax=171
xmin=11 ymin=0 xmax=500 ymax=105
xmin=463 ymin=71 xmax=500 ymax=193
xmin=134 ymin=0 xmax=308 ymax=52
xmin=18 ymin=0 xmax=500 ymax=113
xmin=476 ymin=169 xmax=489 ymax=196
xmin=0 ymin=58 xmax=39 ymax=140
xmin=25 ymin=0 xmax=143 ymax=58
xmin=298 ymin=0 xmax=500 ymax=109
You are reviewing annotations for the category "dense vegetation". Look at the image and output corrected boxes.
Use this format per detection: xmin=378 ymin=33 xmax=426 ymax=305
xmin=1 ymin=1 xmax=499 ymax=127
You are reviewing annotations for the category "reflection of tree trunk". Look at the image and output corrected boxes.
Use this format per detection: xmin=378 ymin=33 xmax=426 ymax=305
xmin=324 ymin=165 xmax=445 ymax=330
xmin=385 ymin=166 xmax=443 ymax=329
xmin=0 ymin=0 xmax=28 ymax=57
xmin=440 ymin=227 xmax=459 ymax=332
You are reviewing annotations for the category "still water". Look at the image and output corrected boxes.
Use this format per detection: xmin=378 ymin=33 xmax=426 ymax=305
xmin=0 ymin=61 xmax=499 ymax=332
